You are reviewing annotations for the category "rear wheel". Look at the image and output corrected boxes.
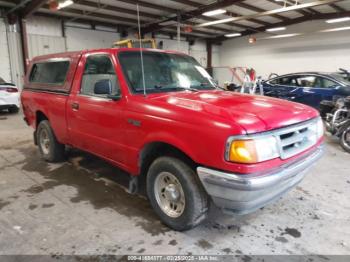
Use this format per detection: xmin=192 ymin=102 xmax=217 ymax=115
xmin=8 ymin=106 xmax=19 ymax=114
xmin=340 ymin=124 xmax=350 ymax=153
xmin=147 ymin=157 xmax=208 ymax=231
xmin=37 ymin=120 xmax=65 ymax=162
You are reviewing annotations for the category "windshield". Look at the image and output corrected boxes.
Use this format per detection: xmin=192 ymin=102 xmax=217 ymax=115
xmin=330 ymin=73 xmax=350 ymax=86
xmin=118 ymin=51 xmax=217 ymax=93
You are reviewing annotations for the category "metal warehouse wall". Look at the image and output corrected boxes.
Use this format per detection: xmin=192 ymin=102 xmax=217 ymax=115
xmin=160 ymin=38 xmax=189 ymax=55
xmin=189 ymin=40 xmax=220 ymax=68
xmin=122 ymin=32 xmax=219 ymax=68
xmin=0 ymin=18 xmax=12 ymax=83
xmin=2 ymin=15 xmax=216 ymax=88
xmin=27 ymin=34 xmax=66 ymax=59
xmin=26 ymin=16 xmax=66 ymax=59
xmin=65 ymin=25 xmax=120 ymax=52
xmin=131 ymin=33 xmax=220 ymax=68
xmin=26 ymin=17 xmax=121 ymax=57
xmin=7 ymin=24 xmax=24 ymax=89
xmin=220 ymin=20 xmax=350 ymax=80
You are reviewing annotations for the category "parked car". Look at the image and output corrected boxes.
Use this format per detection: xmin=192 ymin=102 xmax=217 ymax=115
xmin=21 ymin=49 xmax=324 ymax=231
xmin=262 ymin=72 xmax=350 ymax=108
xmin=0 ymin=77 xmax=20 ymax=113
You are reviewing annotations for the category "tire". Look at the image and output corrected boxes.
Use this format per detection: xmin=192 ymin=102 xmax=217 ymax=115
xmin=340 ymin=124 xmax=350 ymax=153
xmin=8 ymin=106 xmax=19 ymax=114
xmin=147 ymin=157 xmax=208 ymax=231
xmin=36 ymin=120 xmax=65 ymax=162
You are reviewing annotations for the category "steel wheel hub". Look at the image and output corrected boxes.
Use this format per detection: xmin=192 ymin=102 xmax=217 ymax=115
xmin=164 ymin=184 xmax=180 ymax=202
xmin=40 ymin=129 xmax=50 ymax=155
xmin=154 ymin=172 xmax=185 ymax=218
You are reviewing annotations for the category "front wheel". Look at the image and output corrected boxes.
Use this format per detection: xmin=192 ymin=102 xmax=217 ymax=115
xmin=340 ymin=124 xmax=350 ymax=153
xmin=147 ymin=157 xmax=208 ymax=231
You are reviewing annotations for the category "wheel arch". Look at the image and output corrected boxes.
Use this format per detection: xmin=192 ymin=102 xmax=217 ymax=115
xmin=138 ymin=141 xmax=198 ymax=178
xmin=33 ymin=111 xmax=49 ymax=145
xmin=36 ymin=110 xmax=49 ymax=127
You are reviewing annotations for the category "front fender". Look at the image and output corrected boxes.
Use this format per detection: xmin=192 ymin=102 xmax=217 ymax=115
xmin=141 ymin=131 xmax=200 ymax=163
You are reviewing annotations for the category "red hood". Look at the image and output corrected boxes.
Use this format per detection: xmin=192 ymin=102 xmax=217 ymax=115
xmin=148 ymin=90 xmax=319 ymax=134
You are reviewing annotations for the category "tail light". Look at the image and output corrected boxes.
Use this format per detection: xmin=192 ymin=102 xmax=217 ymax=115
xmin=6 ymin=87 xmax=18 ymax=93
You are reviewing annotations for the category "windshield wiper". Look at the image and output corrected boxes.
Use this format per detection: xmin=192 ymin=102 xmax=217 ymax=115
xmin=191 ymin=82 xmax=223 ymax=90
xmin=173 ymin=87 xmax=199 ymax=92
xmin=153 ymin=85 xmax=199 ymax=92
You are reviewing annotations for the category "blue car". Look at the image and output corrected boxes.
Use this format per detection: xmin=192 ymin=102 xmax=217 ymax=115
xmin=262 ymin=72 xmax=350 ymax=108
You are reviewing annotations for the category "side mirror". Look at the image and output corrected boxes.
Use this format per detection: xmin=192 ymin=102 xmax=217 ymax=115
xmin=94 ymin=79 xmax=112 ymax=95
xmin=107 ymin=89 xmax=121 ymax=101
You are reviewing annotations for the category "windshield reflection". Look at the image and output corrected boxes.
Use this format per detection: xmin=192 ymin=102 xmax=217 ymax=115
xmin=118 ymin=51 xmax=217 ymax=93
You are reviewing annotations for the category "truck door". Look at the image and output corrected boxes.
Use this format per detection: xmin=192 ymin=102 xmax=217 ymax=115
xmin=66 ymin=52 xmax=127 ymax=167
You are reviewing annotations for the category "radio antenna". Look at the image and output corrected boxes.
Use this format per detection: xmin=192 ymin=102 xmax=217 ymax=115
xmin=137 ymin=4 xmax=146 ymax=97
xmin=177 ymin=12 xmax=180 ymax=51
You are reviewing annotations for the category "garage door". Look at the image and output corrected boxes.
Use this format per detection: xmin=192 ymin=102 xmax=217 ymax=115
xmin=0 ymin=18 xmax=12 ymax=83
xmin=28 ymin=34 xmax=66 ymax=59
xmin=65 ymin=27 xmax=120 ymax=51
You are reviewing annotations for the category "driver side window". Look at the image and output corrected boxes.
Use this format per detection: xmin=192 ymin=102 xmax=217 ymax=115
xmin=80 ymin=54 xmax=120 ymax=97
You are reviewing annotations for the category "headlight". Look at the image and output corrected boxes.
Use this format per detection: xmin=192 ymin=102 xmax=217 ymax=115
xmin=308 ymin=117 xmax=324 ymax=143
xmin=316 ymin=117 xmax=324 ymax=140
xmin=226 ymin=136 xmax=279 ymax=164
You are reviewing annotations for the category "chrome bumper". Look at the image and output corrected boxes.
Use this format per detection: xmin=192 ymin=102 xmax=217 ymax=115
xmin=197 ymin=145 xmax=323 ymax=215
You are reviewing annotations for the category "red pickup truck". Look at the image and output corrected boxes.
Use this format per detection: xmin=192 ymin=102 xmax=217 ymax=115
xmin=21 ymin=48 xmax=324 ymax=231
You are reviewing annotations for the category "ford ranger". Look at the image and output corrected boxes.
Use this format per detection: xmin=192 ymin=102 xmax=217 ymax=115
xmin=21 ymin=48 xmax=324 ymax=231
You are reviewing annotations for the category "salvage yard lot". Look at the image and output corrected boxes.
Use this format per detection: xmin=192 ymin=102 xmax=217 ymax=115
xmin=0 ymin=111 xmax=349 ymax=255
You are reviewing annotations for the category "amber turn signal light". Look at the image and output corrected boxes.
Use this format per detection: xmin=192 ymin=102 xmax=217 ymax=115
xmin=229 ymin=140 xmax=258 ymax=164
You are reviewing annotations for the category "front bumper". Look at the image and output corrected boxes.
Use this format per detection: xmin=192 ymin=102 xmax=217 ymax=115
xmin=197 ymin=145 xmax=323 ymax=215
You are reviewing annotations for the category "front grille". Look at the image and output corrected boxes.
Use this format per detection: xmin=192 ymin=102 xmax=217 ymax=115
xmin=274 ymin=119 xmax=318 ymax=159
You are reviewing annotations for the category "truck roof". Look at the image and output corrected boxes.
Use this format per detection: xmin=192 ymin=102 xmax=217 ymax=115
xmin=31 ymin=50 xmax=83 ymax=62
xmin=31 ymin=48 xmax=188 ymax=62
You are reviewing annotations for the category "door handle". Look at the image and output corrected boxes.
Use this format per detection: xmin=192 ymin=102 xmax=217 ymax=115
xmin=71 ymin=102 xmax=79 ymax=110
